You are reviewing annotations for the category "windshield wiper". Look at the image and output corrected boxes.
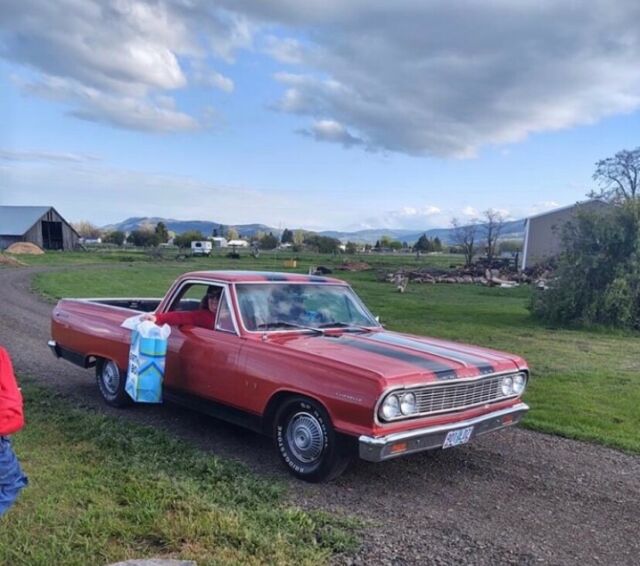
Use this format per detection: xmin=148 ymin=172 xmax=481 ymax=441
xmin=256 ymin=321 xmax=325 ymax=335
xmin=317 ymin=322 xmax=374 ymax=332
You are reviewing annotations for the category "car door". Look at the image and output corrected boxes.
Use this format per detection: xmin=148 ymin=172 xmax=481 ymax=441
xmin=169 ymin=287 xmax=246 ymax=408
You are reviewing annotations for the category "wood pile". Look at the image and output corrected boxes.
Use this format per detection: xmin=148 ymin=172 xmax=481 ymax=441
xmin=381 ymin=265 xmax=534 ymax=289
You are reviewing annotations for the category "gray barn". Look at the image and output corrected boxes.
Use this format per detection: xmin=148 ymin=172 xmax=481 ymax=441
xmin=522 ymin=200 xmax=609 ymax=269
xmin=0 ymin=206 xmax=80 ymax=251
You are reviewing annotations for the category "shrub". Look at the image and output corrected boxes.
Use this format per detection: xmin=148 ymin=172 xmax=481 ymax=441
xmin=531 ymin=201 xmax=640 ymax=329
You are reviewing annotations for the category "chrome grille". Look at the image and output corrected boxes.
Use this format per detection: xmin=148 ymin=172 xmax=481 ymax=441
xmin=412 ymin=374 xmax=510 ymax=416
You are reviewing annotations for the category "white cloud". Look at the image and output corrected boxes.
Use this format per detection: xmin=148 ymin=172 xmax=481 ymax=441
xmin=0 ymin=149 xmax=100 ymax=163
xmin=298 ymin=119 xmax=366 ymax=148
xmin=225 ymin=0 xmax=640 ymax=157
xmin=462 ymin=206 xmax=479 ymax=218
xmin=264 ymin=35 xmax=304 ymax=64
xmin=0 ymin=0 xmax=248 ymax=132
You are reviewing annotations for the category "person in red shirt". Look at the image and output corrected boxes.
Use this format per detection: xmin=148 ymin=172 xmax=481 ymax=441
xmin=0 ymin=346 xmax=28 ymax=516
xmin=143 ymin=287 xmax=220 ymax=329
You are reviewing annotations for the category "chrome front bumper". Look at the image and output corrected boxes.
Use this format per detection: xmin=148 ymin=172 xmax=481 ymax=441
xmin=359 ymin=402 xmax=529 ymax=462
xmin=47 ymin=340 xmax=61 ymax=358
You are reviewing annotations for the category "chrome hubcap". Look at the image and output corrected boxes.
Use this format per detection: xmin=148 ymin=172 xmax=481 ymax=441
xmin=286 ymin=412 xmax=324 ymax=463
xmin=102 ymin=361 xmax=120 ymax=395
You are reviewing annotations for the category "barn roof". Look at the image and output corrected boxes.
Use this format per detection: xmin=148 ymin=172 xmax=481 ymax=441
xmin=0 ymin=206 xmax=53 ymax=236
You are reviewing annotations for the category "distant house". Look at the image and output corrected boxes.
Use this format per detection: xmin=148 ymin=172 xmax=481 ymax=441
xmin=0 ymin=206 xmax=80 ymax=251
xmin=210 ymin=236 xmax=228 ymax=248
xmin=227 ymin=239 xmax=249 ymax=248
xmin=521 ymin=200 xmax=610 ymax=270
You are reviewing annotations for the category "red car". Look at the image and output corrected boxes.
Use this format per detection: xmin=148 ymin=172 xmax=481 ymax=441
xmin=49 ymin=271 xmax=529 ymax=481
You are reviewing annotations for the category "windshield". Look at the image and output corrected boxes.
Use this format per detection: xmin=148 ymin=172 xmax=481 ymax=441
xmin=235 ymin=283 xmax=379 ymax=331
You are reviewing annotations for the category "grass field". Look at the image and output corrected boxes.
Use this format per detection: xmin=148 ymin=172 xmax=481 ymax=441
xmin=27 ymin=250 xmax=640 ymax=454
xmin=0 ymin=380 xmax=356 ymax=566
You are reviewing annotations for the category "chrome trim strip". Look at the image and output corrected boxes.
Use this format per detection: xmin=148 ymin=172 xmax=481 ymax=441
xmin=359 ymin=403 xmax=529 ymax=462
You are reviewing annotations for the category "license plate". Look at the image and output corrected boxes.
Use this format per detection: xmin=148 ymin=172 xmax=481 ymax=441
xmin=442 ymin=426 xmax=474 ymax=449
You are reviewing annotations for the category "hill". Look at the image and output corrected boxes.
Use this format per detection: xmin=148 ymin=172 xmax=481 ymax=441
xmin=101 ymin=217 xmax=277 ymax=238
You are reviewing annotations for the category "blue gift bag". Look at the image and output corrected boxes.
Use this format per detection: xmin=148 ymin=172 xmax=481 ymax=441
xmin=125 ymin=326 xmax=168 ymax=403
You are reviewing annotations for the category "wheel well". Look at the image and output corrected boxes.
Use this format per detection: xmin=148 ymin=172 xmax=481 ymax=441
xmin=262 ymin=391 xmax=329 ymax=436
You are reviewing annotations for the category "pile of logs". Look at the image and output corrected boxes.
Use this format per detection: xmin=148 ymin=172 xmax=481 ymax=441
xmin=383 ymin=264 xmax=552 ymax=291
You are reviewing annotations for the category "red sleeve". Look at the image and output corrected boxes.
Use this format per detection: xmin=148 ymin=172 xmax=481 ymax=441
xmin=0 ymin=347 xmax=25 ymax=435
xmin=155 ymin=310 xmax=215 ymax=329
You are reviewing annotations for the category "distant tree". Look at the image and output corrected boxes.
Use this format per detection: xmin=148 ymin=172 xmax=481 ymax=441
xmin=451 ymin=218 xmax=479 ymax=267
xmin=72 ymin=220 xmax=102 ymax=239
xmin=345 ymin=241 xmax=358 ymax=254
xmin=281 ymin=228 xmax=294 ymax=244
xmin=217 ymin=225 xmax=226 ymax=238
xmin=259 ymin=232 xmax=279 ymax=250
xmin=103 ymin=230 xmax=125 ymax=246
xmin=304 ymin=234 xmax=341 ymax=253
xmin=433 ymin=237 xmax=443 ymax=252
xmin=374 ymin=240 xmax=381 ymax=251
xmin=499 ymin=240 xmax=523 ymax=254
xmin=211 ymin=227 xmax=219 ymax=237
xmin=414 ymin=234 xmax=430 ymax=252
xmin=379 ymin=235 xmax=401 ymax=250
xmin=226 ymin=227 xmax=239 ymax=241
xmin=155 ymin=222 xmax=169 ymax=244
xmin=173 ymin=230 xmax=206 ymax=248
xmin=127 ymin=229 xmax=160 ymax=247
xmin=591 ymin=147 xmax=640 ymax=203
xmin=483 ymin=209 xmax=506 ymax=265
xmin=292 ymin=230 xmax=305 ymax=249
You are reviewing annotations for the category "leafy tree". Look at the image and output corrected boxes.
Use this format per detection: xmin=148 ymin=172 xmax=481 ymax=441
xmin=531 ymin=201 xmax=640 ymax=329
xmin=281 ymin=228 xmax=294 ymax=244
xmin=127 ymin=230 xmax=161 ymax=247
xmin=591 ymin=147 xmax=640 ymax=203
xmin=414 ymin=234 xmax=430 ymax=252
xmin=173 ymin=230 xmax=206 ymax=248
xmin=345 ymin=241 xmax=358 ymax=254
xmin=155 ymin=222 xmax=169 ymax=244
xmin=433 ymin=237 xmax=442 ymax=251
xmin=259 ymin=232 xmax=279 ymax=250
xmin=103 ymin=231 xmax=125 ymax=246
xmin=304 ymin=234 xmax=341 ymax=254
xmin=374 ymin=240 xmax=381 ymax=251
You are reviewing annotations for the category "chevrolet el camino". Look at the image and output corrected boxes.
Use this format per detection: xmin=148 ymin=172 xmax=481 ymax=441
xmin=49 ymin=271 xmax=529 ymax=482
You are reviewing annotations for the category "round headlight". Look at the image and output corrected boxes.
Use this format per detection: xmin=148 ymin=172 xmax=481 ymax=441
xmin=501 ymin=375 xmax=514 ymax=396
xmin=512 ymin=373 xmax=526 ymax=395
xmin=380 ymin=395 xmax=401 ymax=420
xmin=400 ymin=392 xmax=417 ymax=415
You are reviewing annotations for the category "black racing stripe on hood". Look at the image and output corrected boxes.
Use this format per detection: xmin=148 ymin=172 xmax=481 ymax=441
xmin=337 ymin=337 xmax=457 ymax=379
xmin=367 ymin=333 xmax=495 ymax=375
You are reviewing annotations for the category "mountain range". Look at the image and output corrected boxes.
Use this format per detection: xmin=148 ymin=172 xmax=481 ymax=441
xmin=101 ymin=217 xmax=526 ymax=245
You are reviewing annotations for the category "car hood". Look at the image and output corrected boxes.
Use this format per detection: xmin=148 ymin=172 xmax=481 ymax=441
xmin=276 ymin=329 xmax=526 ymax=386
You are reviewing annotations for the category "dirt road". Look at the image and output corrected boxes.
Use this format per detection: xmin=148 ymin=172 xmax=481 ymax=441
xmin=1 ymin=266 xmax=638 ymax=565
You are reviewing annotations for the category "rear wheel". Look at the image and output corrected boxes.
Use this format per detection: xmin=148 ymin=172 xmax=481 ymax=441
xmin=96 ymin=359 xmax=131 ymax=407
xmin=274 ymin=396 xmax=350 ymax=482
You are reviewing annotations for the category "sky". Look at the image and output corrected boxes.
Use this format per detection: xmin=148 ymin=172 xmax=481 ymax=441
xmin=1 ymin=0 xmax=640 ymax=232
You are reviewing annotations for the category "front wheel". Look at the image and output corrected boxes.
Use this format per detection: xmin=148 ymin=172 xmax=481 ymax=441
xmin=96 ymin=359 xmax=131 ymax=407
xmin=274 ymin=396 xmax=350 ymax=482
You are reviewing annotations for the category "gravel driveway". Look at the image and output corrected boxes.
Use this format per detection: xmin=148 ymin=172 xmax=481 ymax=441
xmin=1 ymin=265 xmax=638 ymax=565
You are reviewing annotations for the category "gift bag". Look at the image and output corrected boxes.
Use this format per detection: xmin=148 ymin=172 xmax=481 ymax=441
xmin=125 ymin=321 xmax=170 ymax=403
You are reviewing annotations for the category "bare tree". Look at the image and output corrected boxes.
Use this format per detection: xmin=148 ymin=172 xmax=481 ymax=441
xmin=451 ymin=218 xmax=478 ymax=267
xmin=72 ymin=220 xmax=102 ymax=239
xmin=591 ymin=147 xmax=640 ymax=202
xmin=483 ymin=209 xmax=506 ymax=265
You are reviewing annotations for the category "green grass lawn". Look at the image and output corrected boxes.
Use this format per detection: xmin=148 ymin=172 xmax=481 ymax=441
xmin=30 ymin=252 xmax=640 ymax=454
xmin=0 ymin=380 xmax=356 ymax=566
